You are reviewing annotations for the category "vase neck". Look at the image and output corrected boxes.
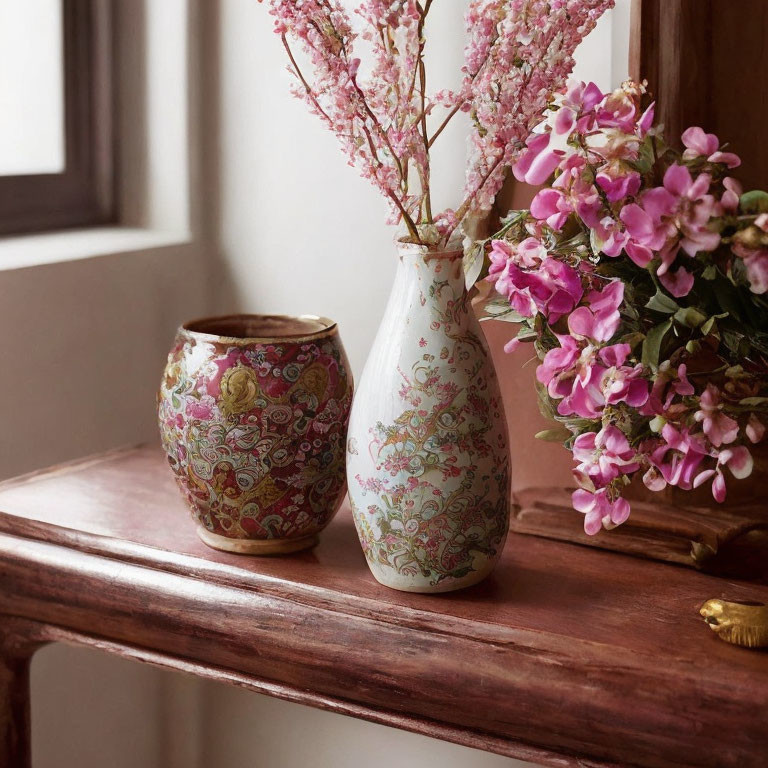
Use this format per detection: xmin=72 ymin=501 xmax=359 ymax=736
xmin=396 ymin=244 xmax=465 ymax=295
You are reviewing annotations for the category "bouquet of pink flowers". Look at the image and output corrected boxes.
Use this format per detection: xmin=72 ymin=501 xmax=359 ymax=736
xmin=263 ymin=0 xmax=614 ymax=248
xmin=481 ymin=80 xmax=768 ymax=534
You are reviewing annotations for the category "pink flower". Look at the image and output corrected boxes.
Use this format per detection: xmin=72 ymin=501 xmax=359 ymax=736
xmin=528 ymin=259 xmax=585 ymax=322
xmin=573 ymin=425 xmax=640 ymax=487
xmin=596 ymin=87 xmax=639 ymax=132
xmin=661 ymin=165 xmax=721 ymax=257
xmin=568 ymin=280 xmax=624 ymax=343
xmin=681 ymin=126 xmax=741 ymax=169
xmin=620 ymin=189 xmax=675 ymax=251
xmin=596 ymin=169 xmax=641 ymax=202
xmin=658 ymin=267 xmax=695 ymax=298
xmin=558 ymin=358 xmax=605 ymax=418
xmin=547 ymin=343 xmax=649 ymax=419
xmin=487 ymin=239 xmax=583 ymax=323
xmin=513 ymin=133 xmax=564 ymax=186
xmin=268 ymin=0 xmax=614 ymax=242
xmin=720 ymin=177 xmax=742 ymax=213
xmin=624 ymin=241 xmax=654 ymax=268
xmin=734 ymin=242 xmax=768 ymax=294
xmin=693 ymin=446 xmax=753 ymax=503
xmin=515 ymin=237 xmax=549 ymax=267
xmin=623 ymin=166 xmax=720 ymax=260
xmin=536 ymin=335 xmax=581 ymax=398
xmin=572 ymin=488 xmax=631 ymax=535
xmin=646 ymin=362 xmax=694 ymax=414
xmin=694 ymin=385 xmax=739 ymax=447
xmin=647 ymin=425 xmax=707 ymax=491
xmin=747 ymin=414 xmax=766 ymax=444
xmin=537 ymin=338 xmax=613 ymax=420
xmin=637 ymin=103 xmax=655 ymax=135
xmin=530 ymin=188 xmax=572 ymax=231
xmin=598 ymin=344 xmax=649 ymax=408
xmin=552 ymin=80 xmax=604 ymax=138
xmin=620 ymin=164 xmax=720 ymax=296
xmin=590 ymin=216 xmax=629 ymax=258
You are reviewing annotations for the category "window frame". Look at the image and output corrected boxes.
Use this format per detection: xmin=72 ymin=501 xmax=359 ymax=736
xmin=0 ymin=0 xmax=114 ymax=236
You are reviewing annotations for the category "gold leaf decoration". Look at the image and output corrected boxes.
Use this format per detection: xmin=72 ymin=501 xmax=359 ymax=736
xmin=220 ymin=364 xmax=261 ymax=416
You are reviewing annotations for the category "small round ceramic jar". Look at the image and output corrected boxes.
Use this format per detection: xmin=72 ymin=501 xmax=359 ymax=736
xmin=158 ymin=314 xmax=353 ymax=554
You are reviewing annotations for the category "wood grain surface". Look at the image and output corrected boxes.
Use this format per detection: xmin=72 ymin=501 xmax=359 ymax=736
xmin=514 ymin=487 xmax=768 ymax=573
xmin=0 ymin=445 xmax=767 ymax=768
xmin=631 ymin=0 xmax=768 ymax=191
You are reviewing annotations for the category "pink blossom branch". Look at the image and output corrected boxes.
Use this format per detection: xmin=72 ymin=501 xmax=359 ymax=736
xmin=267 ymin=0 xmax=614 ymax=248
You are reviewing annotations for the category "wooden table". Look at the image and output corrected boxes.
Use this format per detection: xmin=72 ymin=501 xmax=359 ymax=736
xmin=0 ymin=446 xmax=766 ymax=768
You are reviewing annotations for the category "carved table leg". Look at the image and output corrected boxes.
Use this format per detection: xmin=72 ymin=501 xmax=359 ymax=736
xmin=0 ymin=618 xmax=47 ymax=768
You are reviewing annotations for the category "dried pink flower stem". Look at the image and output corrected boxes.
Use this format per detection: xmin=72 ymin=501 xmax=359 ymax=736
xmin=265 ymin=0 xmax=614 ymax=247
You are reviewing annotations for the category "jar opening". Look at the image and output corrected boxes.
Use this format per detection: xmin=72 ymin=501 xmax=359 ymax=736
xmin=183 ymin=314 xmax=335 ymax=342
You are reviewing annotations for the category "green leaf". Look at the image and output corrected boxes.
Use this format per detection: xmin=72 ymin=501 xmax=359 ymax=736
xmin=629 ymin=136 xmax=656 ymax=175
xmin=645 ymin=290 xmax=680 ymax=314
xmin=702 ymin=264 xmax=718 ymax=280
xmin=483 ymin=298 xmax=518 ymax=317
xmin=589 ymin=227 xmax=603 ymax=257
xmin=700 ymin=312 xmax=728 ymax=336
xmin=721 ymin=329 xmax=746 ymax=355
xmin=464 ymin=246 xmax=485 ymax=289
xmin=740 ymin=190 xmax=768 ymax=214
xmin=739 ymin=397 xmax=768 ymax=407
xmin=515 ymin=326 xmax=538 ymax=342
xmin=674 ymin=307 xmax=708 ymax=328
xmin=618 ymin=331 xmax=646 ymax=350
xmin=559 ymin=417 xmax=602 ymax=433
xmin=685 ymin=340 xmax=701 ymax=354
xmin=535 ymin=381 xmax=558 ymax=421
xmin=479 ymin=310 xmax=523 ymax=323
xmin=649 ymin=415 xmax=666 ymax=434
xmin=642 ymin=320 xmax=673 ymax=370
xmin=535 ymin=427 xmax=572 ymax=443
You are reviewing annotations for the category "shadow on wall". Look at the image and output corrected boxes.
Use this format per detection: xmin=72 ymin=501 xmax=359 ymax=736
xmin=483 ymin=320 xmax=575 ymax=493
xmin=0 ymin=243 xmax=210 ymax=481
xmin=198 ymin=0 xmax=240 ymax=318
xmin=199 ymin=679 xmax=532 ymax=768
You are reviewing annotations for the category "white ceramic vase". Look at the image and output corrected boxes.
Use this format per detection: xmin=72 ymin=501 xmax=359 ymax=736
xmin=346 ymin=242 xmax=510 ymax=593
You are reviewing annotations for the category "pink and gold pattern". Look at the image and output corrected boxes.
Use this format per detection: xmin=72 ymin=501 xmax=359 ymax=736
xmin=347 ymin=244 xmax=510 ymax=592
xmin=158 ymin=315 xmax=353 ymax=554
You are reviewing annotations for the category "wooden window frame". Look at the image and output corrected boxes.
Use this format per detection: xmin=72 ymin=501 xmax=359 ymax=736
xmin=0 ymin=0 xmax=114 ymax=236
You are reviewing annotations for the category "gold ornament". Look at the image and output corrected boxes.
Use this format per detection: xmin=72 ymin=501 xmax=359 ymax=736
xmin=700 ymin=599 xmax=768 ymax=649
xmin=295 ymin=364 xmax=330 ymax=401
xmin=220 ymin=364 xmax=261 ymax=416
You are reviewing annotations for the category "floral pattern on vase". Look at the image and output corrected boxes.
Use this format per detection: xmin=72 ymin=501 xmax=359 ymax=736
xmin=158 ymin=315 xmax=353 ymax=555
xmin=347 ymin=243 xmax=510 ymax=592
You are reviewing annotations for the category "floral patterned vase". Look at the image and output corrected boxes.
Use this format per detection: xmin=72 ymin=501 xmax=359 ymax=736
xmin=347 ymin=243 xmax=511 ymax=593
xmin=158 ymin=314 xmax=353 ymax=555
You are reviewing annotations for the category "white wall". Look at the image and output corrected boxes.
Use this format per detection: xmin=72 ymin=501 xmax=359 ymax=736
xmin=18 ymin=2 xmax=630 ymax=766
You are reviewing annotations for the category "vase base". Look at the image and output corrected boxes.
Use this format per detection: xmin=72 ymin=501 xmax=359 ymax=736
xmin=196 ymin=527 xmax=319 ymax=556
xmin=367 ymin=561 xmax=497 ymax=594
